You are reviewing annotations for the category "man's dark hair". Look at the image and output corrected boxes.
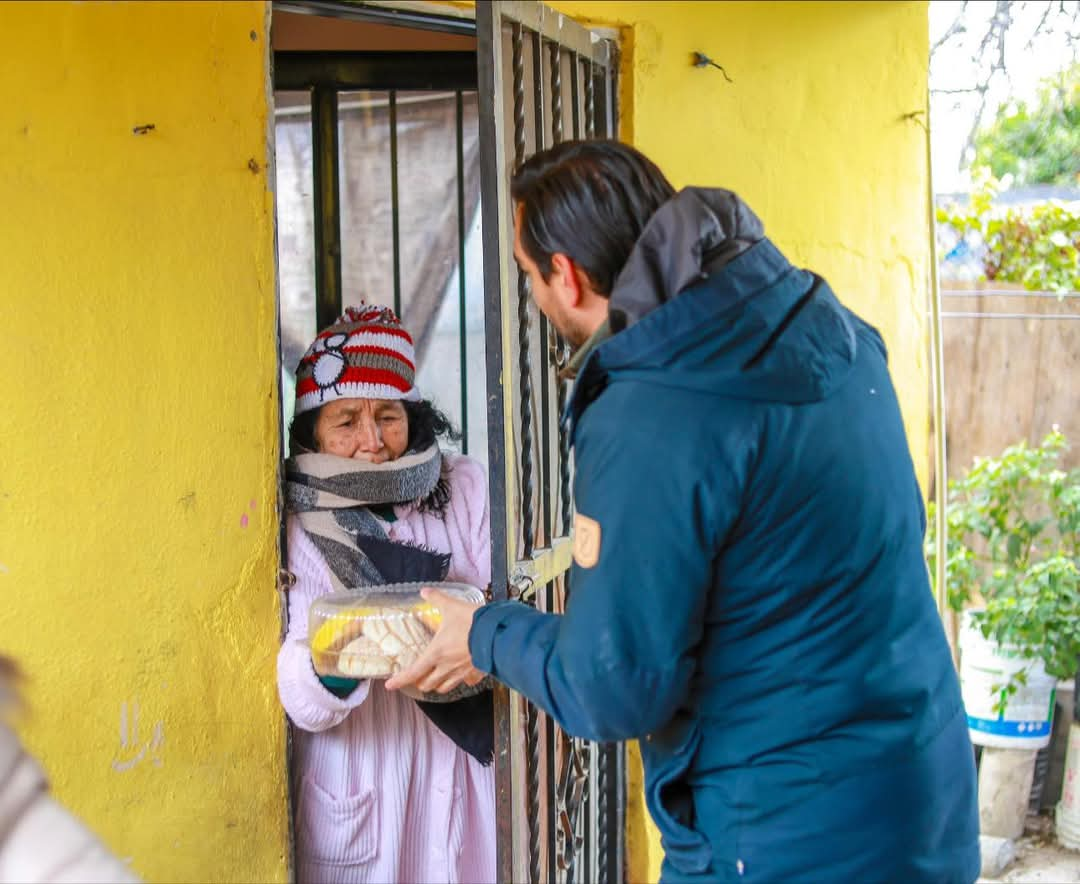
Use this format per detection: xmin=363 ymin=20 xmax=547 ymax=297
xmin=288 ymin=398 xmax=460 ymax=516
xmin=510 ymin=139 xmax=676 ymax=296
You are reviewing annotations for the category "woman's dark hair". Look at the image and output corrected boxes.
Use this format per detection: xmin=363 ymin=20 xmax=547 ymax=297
xmin=403 ymin=399 xmax=458 ymax=516
xmin=510 ymin=139 xmax=676 ymax=295
xmin=288 ymin=399 xmax=460 ymax=516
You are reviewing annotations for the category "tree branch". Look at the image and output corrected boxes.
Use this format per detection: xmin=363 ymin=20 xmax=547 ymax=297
xmin=1027 ymin=1 xmax=1054 ymax=50
xmin=931 ymin=0 xmax=971 ymax=55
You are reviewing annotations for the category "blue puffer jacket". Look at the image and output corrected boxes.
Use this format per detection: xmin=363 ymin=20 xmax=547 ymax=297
xmin=470 ymin=188 xmax=979 ymax=883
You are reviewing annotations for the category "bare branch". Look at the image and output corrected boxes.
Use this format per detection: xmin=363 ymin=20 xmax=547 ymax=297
xmin=994 ymin=1 xmax=1011 ymax=75
xmin=1026 ymin=2 xmax=1053 ymax=49
xmin=973 ymin=2 xmax=1002 ymax=65
xmin=952 ymin=0 xmax=1016 ymax=155
xmin=931 ymin=1 xmax=971 ymax=55
xmin=932 ymin=0 xmax=1080 ymax=172
xmin=931 ymin=87 xmax=986 ymax=95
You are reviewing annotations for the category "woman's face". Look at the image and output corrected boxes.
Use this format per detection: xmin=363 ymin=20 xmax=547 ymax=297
xmin=313 ymin=398 xmax=409 ymax=463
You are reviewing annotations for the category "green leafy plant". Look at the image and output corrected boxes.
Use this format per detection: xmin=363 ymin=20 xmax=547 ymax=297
xmin=936 ymin=168 xmax=1080 ymax=294
xmin=927 ymin=430 xmax=1080 ymax=711
xmin=972 ymin=62 xmax=1080 ymax=188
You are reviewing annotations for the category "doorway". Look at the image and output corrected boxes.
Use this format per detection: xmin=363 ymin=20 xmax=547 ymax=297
xmin=270 ymin=4 xmax=623 ymax=881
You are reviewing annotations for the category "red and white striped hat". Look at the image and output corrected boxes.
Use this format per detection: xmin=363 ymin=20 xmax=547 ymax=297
xmin=294 ymin=304 xmax=419 ymax=415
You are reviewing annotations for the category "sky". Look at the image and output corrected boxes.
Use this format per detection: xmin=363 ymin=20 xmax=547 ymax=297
xmin=929 ymin=0 xmax=1079 ymax=193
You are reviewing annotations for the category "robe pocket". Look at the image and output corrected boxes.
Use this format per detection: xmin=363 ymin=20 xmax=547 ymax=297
xmin=298 ymin=776 xmax=379 ymax=867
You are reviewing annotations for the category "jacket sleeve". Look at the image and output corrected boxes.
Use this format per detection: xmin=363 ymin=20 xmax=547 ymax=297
xmin=469 ymin=388 xmax=747 ymax=742
xmin=277 ymin=518 xmax=371 ymax=733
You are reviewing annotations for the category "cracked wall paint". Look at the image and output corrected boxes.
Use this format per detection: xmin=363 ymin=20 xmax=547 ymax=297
xmin=0 ymin=2 xmax=288 ymax=882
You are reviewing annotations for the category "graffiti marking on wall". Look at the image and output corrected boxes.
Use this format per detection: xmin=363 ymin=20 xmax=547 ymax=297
xmin=111 ymin=700 xmax=164 ymax=772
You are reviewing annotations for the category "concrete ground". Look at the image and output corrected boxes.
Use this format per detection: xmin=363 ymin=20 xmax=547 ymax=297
xmin=980 ymin=818 xmax=1080 ymax=883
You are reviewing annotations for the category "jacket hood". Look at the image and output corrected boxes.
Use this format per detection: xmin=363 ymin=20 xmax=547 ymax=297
xmin=607 ymin=187 xmax=766 ymax=332
xmin=571 ymin=188 xmax=857 ymax=420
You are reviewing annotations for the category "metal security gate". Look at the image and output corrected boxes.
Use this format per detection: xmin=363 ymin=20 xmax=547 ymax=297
xmin=476 ymin=4 xmax=625 ymax=883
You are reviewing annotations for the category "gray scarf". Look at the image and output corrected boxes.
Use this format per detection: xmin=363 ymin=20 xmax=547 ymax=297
xmin=284 ymin=444 xmax=494 ymax=764
xmin=285 ymin=444 xmax=445 ymax=592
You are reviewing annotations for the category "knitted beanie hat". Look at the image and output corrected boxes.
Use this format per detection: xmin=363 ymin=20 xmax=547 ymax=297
xmin=295 ymin=304 xmax=419 ymax=415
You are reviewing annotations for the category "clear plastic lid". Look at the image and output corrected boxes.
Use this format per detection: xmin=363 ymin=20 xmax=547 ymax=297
xmin=307 ymin=581 xmax=487 ymax=701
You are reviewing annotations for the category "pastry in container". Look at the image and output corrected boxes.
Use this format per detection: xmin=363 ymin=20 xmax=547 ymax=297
xmin=308 ymin=581 xmax=490 ymax=701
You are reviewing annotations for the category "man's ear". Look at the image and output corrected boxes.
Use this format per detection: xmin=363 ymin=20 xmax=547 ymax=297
xmin=550 ymin=252 xmax=583 ymax=308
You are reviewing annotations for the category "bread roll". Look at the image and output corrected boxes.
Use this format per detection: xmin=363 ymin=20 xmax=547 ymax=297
xmin=310 ymin=600 xmax=446 ymax=678
xmin=337 ymin=636 xmax=394 ymax=678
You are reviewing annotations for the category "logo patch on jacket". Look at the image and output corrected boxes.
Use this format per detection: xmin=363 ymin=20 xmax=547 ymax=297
xmin=573 ymin=512 xmax=601 ymax=568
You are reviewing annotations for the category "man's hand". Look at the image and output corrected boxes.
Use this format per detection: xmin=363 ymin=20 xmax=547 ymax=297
xmin=385 ymin=588 xmax=487 ymax=695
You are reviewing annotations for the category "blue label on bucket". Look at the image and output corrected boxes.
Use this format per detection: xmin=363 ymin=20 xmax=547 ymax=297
xmin=967 ymin=716 xmax=1051 ymax=738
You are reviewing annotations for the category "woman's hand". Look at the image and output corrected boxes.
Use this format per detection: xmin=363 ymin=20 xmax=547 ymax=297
xmin=385 ymin=588 xmax=487 ymax=695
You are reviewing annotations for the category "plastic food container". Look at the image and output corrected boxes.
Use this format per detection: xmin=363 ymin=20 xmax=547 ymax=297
xmin=308 ymin=581 xmax=488 ymax=701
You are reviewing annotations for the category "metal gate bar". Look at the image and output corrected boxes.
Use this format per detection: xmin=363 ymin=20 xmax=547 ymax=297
xmin=273 ymin=50 xmax=477 ymax=91
xmin=455 ymin=90 xmax=470 ymax=454
xmin=311 ymin=84 xmax=342 ymax=331
xmin=477 ymin=3 xmax=624 ymax=882
xmin=511 ymin=23 xmax=537 ymax=560
xmin=530 ymin=25 xmax=557 ymax=564
xmin=388 ymin=90 xmax=402 ymax=316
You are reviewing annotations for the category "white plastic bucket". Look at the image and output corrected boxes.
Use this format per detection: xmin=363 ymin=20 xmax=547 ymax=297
xmin=960 ymin=616 xmax=1057 ymax=750
xmin=1056 ymin=722 xmax=1080 ymax=850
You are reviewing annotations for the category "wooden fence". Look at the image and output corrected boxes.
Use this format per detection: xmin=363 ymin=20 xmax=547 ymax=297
xmin=930 ymin=281 xmax=1080 ymax=493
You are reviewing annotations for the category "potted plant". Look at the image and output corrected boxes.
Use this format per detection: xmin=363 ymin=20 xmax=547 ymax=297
xmin=926 ymin=429 xmax=1079 ymax=840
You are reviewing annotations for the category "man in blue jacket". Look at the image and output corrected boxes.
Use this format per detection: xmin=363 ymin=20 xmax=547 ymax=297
xmin=388 ymin=140 xmax=979 ymax=883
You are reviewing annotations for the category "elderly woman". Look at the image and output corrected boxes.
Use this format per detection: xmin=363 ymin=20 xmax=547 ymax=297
xmin=276 ymin=305 xmax=495 ymax=884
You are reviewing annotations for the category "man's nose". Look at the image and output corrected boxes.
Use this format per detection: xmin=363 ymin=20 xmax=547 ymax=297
xmin=354 ymin=415 xmax=382 ymax=452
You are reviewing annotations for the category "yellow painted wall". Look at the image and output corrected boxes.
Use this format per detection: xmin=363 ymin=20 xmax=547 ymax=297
xmin=0 ymin=3 xmax=288 ymax=881
xmin=545 ymin=2 xmax=932 ymax=880
xmin=553 ymin=0 xmax=932 ymax=489
xmin=0 ymin=1 xmax=933 ymax=882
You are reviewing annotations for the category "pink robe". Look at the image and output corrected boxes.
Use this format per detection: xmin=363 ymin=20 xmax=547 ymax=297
xmin=277 ymin=454 xmax=496 ymax=884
